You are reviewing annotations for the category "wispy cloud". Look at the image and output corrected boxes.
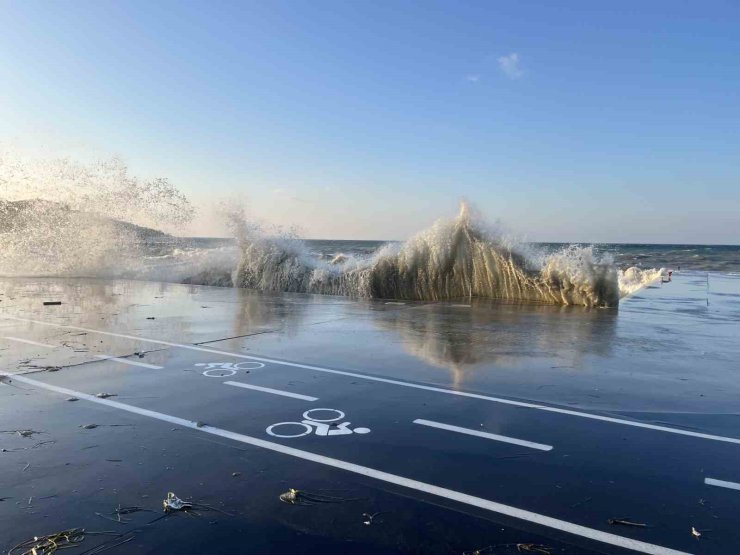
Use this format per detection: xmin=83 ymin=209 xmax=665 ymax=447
xmin=497 ymin=52 xmax=523 ymax=79
xmin=465 ymin=74 xmax=481 ymax=83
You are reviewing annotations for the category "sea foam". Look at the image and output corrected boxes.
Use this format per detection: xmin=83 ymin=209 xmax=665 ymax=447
xmin=234 ymin=203 xmax=622 ymax=307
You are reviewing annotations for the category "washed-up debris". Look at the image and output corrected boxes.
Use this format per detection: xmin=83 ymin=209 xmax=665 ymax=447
xmin=67 ymin=398 xmax=79 ymax=402
xmin=7 ymin=527 xmax=122 ymax=555
xmin=46 ymin=366 xmax=62 ymax=372
xmin=279 ymin=488 xmax=359 ymax=506
xmin=9 ymin=527 xmax=85 ymax=554
xmin=163 ymin=492 xmax=193 ymax=513
xmin=2 ymin=440 xmax=55 ymax=453
xmin=96 ymin=504 xmax=155 ymax=524
xmin=117 ymin=505 xmax=154 ymax=519
xmin=95 ymin=393 xmax=117 ymax=399
xmin=9 ymin=528 xmax=126 ymax=555
xmin=608 ymin=518 xmax=647 ymax=527
xmin=33 ymin=440 xmax=56 ymax=449
xmin=22 ymin=462 xmax=30 ymax=472
xmin=146 ymin=317 xmax=156 ymax=320
xmin=81 ymin=424 xmax=99 ymax=430
xmin=1 ymin=429 xmax=43 ymax=438
xmin=362 ymin=512 xmax=385 ymax=526
xmin=161 ymin=492 xmax=234 ymax=517
xmin=43 ymin=301 xmax=63 ymax=306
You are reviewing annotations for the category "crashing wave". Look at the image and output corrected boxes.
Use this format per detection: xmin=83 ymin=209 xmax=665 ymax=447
xmin=0 ymin=151 xmax=199 ymax=279
xmin=234 ymin=203 xmax=621 ymax=307
xmin=618 ymin=266 xmax=664 ymax=297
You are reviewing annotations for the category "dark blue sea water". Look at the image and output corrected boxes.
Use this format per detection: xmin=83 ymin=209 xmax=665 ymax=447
xmin=301 ymin=240 xmax=740 ymax=274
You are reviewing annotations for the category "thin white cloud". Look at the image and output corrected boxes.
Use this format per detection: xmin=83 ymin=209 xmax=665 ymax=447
xmin=497 ymin=52 xmax=523 ymax=79
xmin=465 ymin=74 xmax=481 ymax=83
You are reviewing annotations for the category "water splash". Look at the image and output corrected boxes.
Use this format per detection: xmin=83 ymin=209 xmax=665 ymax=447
xmin=0 ymin=150 xmax=195 ymax=278
xmin=0 ymin=149 xmax=659 ymax=304
xmin=234 ymin=202 xmax=622 ymax=307
xmin=618 ymin=266 xmax=664 ymax=297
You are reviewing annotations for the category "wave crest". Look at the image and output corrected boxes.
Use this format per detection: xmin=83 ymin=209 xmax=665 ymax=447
xmin=234 ymin=203 xmax=621 ymax=307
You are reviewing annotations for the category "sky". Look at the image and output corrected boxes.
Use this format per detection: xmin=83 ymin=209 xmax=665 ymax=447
xmin=1 ymin=0 xmax=739 ymax=243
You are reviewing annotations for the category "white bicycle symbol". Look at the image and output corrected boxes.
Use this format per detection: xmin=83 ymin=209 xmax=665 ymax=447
xmin=196 ymin=361 xmax=265 ymax=377
xmin=266 ymin=408 xmax=371 ymax=439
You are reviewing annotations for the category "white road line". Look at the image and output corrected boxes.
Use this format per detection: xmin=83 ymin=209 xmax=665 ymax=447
xmin=4 ymin=336 xmax=56 ymax=349
xmin=2 ymin=315 xmax=739 ymax=446
xmin=0 ymin=371 xmax=692 ymax=555
xmin=93 ymin=355 xmax=163 ymax=370
xmin=705 ymin=477 xmax=740 ymax=491
xmin=224 ymin=381 xmax=318 ymax=401
xmin=413 ymin=419 xmax=553 ymax=451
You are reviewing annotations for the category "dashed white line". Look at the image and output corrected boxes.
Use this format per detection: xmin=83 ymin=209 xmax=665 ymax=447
xmin=2 ymin=315 xmax=740 ymax=446
xmin=4 ymin=336 xmax=57 ymax=349
xmin=705 ymin=477 xmax=740 ymax=491
xmin=224 ymin=381 xmax=318 ymax=401
xmin=0 ymin=370 xmax=693 ymax=555
xmin=93 ymin=355 xmax=163 ymax=370
xmin=413 ymin=419 xmax=553 ymax=451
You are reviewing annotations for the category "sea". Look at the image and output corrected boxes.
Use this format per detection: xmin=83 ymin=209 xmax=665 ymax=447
xmin=166 ymin=237 xmax=740 ymax=274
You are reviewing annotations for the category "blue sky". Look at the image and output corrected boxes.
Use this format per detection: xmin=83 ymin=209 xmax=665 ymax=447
xmin=1 ymin=1 xmax=739 ymax=243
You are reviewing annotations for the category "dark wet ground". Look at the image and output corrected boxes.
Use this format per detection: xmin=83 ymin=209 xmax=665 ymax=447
xmin=1 ymin=273 xmax=739 ymax=554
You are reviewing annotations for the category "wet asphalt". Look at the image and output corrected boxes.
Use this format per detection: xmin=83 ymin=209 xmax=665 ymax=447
xmin=1 ymin=274 xmax=739 ymax=554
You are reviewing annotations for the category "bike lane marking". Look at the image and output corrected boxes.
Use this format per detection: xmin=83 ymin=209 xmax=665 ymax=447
xmin=413 ymin=419 xmax=553 ymax=451
xmin=93 ymin=355 xmax=163 ymax=370
xmin=705 ymin=477 xmax=740 ymax=491
xmin=4 ymin=336 xmax=57 ymax=349
xmin=224 ymin=381 xmax=318 ymax=401
xmin=0 ymin=370 xmax=693 ymax=555
xmin=3 ymin=315 xmax=740 ymax=446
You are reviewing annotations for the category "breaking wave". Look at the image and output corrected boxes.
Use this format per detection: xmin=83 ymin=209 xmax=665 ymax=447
xmin=0 ymin=149 xmax=213 ymax=280
xmin=618 ymin=266 xmax=665 ymax=297
xmin=1 ymin=149 xmax=663 ymax=305
xmin=234 ymin=203 xmax=622 ymax=307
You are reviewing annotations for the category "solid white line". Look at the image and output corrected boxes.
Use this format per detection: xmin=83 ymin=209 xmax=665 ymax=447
xmin=2 ymin=315 xmax=739 ymax=446
xmin=0 ymin=371 xmax=692 ymax=555
xmin=705 ymin=477 xmax=740 ymax=491
xmin=224 ymin=381 xmax=318 ymax=401
xmin=93 ymin=355 xmax=163 ymax=370
xmin=413 ymin=419 xmax=553 ymax=451
xmin=4 ymin=336 xmax=56 ymax=349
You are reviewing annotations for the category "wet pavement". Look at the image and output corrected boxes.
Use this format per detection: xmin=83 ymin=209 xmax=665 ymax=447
xmin=1 ymin=273 xmax=739 ymax=554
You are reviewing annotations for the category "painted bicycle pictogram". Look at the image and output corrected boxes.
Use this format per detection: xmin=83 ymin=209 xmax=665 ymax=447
xmin=266 ymin=408 xmax=371 ymax=439
xmin=196 ymin=361 xmax=266 ymax=377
